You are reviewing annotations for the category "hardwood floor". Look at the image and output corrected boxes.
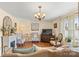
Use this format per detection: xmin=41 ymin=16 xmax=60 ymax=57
xmin=34 ymin=42 xmax=51 ymax=47
xmin=17 ymin=41 xmax=52 ymax=48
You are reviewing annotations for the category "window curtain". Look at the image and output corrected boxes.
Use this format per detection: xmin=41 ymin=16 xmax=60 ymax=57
xmin=60 ymin=14 xmax=79 ymax=47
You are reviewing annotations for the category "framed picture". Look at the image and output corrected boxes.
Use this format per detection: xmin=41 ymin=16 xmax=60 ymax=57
xmin=54 ymin=23 xmax=57 ymax=28
xmin=31 ymin=23 xmax=39 ymax=31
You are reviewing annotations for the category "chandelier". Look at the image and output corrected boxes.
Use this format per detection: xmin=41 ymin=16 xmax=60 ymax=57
xmin=34 ymin=6 xmax=46 ymax=20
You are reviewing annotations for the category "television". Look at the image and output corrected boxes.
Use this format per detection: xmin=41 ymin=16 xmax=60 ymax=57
xmin=42 ymin=29 xmax=52 ymax=35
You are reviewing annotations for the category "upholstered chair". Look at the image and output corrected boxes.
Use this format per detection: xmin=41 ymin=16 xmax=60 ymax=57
xmin=50 ymin=33 xmax=63 ymax=47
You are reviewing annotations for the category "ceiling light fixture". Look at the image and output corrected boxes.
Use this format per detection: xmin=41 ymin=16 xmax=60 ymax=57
xmin=34 ymin=6 xmax=45 ymax=21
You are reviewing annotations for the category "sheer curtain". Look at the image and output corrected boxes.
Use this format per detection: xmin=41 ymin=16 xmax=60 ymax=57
xmin=60 ymin=14 xmax=79 ymax=47
xmin=73 ymin=16 xmax=79 ymax=46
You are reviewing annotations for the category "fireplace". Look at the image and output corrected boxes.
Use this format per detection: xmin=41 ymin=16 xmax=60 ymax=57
xmin=10 ymin=41 xmax=15 ymax=48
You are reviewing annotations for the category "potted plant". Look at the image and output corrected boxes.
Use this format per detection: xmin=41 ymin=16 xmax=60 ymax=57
xmin=65 ymin=36 xmax=72 ymax=48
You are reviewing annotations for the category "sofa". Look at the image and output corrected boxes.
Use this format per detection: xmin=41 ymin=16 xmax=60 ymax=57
xmin=12 ymin=46 xmax=36 ymax=54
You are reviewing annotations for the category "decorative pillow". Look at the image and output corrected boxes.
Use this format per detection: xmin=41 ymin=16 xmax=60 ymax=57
xmin=12 ymin=46 xmax=36 ymax=54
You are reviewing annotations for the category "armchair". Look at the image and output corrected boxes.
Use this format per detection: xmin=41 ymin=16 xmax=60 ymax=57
xmin=50 ymin=33 xmax=63 ymax=47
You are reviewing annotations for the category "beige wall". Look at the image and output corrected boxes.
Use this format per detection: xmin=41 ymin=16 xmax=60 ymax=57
xmin=16 ymin=20 xmax=31 ymax=34
xmin=52 ymin=19 xmax=61 ymax=37
xmin=16 ymin=19 xmax=53 ymax=35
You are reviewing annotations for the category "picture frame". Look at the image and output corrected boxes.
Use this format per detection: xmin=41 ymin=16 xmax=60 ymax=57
xmin=31 ymin=23 xmax=39 ymax=31
xmin=54 ymin=23 xmax=57 ymax=28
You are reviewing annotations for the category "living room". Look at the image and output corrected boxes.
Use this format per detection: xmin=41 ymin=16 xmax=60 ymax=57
xmin=0 ymin=2 xmax=79 ymax=57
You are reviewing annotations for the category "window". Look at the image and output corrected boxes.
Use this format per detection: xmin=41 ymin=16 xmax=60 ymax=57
xmin=74 ymin=16 xmax=79 ymax=42
xmin=60 ymin=14 xmax=79 ymax=47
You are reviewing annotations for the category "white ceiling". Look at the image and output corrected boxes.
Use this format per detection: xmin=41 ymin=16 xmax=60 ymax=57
xmin=0 ymin=2 xmax=78 ymax=20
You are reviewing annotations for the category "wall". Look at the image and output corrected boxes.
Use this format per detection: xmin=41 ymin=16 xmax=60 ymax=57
xmin=52 ymin=19 xmax=61 ymax=37
xmin=16 ymin=19 xmax=53 ymax=35
xmin=16 ymin=19 xmax=31 ymax=34
xmin=15 ymin=19 xmax=53 ymax=41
